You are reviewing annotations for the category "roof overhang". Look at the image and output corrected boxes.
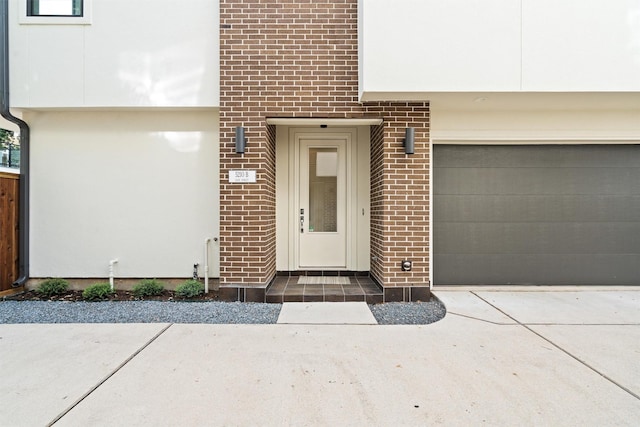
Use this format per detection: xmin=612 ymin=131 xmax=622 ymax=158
xmin=266 ymin=118 xmax=383 ymax=126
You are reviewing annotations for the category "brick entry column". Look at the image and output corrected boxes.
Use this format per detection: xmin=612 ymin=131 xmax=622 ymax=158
xmin=367 ymin=103 xmax=431 ymax=301
xmin=218 ymin=122 xmax=276 ymax=287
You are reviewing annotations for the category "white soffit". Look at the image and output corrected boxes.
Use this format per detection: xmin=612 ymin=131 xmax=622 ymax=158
xmin=266 ymin=118 xmax=383 ymax=126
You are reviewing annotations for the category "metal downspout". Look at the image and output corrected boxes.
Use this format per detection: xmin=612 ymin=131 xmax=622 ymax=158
xmin=1 ymin=0 xmax=30 ymax=287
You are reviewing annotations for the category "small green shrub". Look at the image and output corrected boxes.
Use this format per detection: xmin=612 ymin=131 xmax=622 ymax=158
xmin=175 ymin=279 xmax=204 ymax=299
xmin=82 ymin=282 xmax=113 ymax=301
xmin=132 ymin=279 xmax=165 ymax=298
xmin=36 ymin=278 xmax=69 ymax=297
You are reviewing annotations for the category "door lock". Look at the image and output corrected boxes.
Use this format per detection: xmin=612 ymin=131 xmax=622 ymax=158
xmin=300 ymin=208 xmax=304 ymax=233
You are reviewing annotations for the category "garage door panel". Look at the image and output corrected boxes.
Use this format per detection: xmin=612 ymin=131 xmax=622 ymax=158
xmin=436 ymin=222 xmax=640 ymax=254
xmin=435 ymin=195 xmax=640 ymax=222
xmin=435 ymin=167 xmax=640 ymax=195
xmin=436 ymin=254 xmax=640 ymax=285
xmin=435 ymin=145 xmax=640 ymax=168
xmin=434 ymin=145 xmax=640 ymax=286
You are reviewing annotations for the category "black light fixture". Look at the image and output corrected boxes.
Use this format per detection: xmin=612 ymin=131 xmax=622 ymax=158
xmin=404 ymin=127 xmax=415 ymax=155
xmin=235 ymin=126 xmax=247 ymax=154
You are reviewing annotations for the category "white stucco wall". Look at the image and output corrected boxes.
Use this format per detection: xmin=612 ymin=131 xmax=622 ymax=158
xmin=9 ymin=0 xmax=219 ymax=108
xmin=359 ymin=0 xmax=521 ymax=95
xmin=521 ymin=0 xmax=640 ymax=91
xmin=359 ymin=0 xmax=640 ymax=99
xmin=28 ymin=110 xmax=220 ymax=278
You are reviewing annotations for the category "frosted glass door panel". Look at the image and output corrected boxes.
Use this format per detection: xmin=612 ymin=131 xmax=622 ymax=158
xmin=309 ymin=148 xmax=338 ymax=233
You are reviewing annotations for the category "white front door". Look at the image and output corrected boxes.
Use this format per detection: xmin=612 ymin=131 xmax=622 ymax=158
xmin=298 ymin=137 xmax=348 ymax=268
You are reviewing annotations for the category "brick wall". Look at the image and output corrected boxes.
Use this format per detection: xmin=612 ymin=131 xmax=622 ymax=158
xmin=220 ymin=0 xmax=430 ymax=289
xmin=365 ymin=103 xmax=430 ymax=288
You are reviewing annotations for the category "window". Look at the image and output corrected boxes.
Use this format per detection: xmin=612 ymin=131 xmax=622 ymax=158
xmin=20 ymin=0 xmax=90 ymax=24
xmin=27 ymin=0 xmax=82 ymax=17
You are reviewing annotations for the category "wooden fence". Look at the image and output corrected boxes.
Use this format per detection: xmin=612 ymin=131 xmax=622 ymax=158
xmin=0 ymin=171 xmax=19 ymax=292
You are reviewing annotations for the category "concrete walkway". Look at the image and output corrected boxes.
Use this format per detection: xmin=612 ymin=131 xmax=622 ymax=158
xmin=1 ymin=289 xmax=639 ymax=426
xmin=277 ymin=301 xmax=378 ymax=324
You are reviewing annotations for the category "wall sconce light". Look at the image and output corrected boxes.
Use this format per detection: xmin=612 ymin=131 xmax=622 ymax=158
xmin=235 ymin=126 xmax=247 ymax=154
xmin=404 ymin=127 xmax=415 ymax=155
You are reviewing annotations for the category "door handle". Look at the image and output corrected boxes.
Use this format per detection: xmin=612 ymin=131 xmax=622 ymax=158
xmin=300 ymin=209 xmax=304 ymax=233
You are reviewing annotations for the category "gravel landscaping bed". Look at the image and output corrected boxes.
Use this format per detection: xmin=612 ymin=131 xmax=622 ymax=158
xmin=368 ymin=300 xmax=446 ymax=325
xmin=0 ymin=299 xmax=446 ymax=325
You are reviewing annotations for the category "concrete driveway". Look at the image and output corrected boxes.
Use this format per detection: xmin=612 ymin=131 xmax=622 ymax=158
xmin=1 ymin=289 xmax=639 ymax=426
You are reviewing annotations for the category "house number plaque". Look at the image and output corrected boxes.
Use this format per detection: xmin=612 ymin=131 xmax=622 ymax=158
xmin=228 ymin=170 xmax=257 ymax=183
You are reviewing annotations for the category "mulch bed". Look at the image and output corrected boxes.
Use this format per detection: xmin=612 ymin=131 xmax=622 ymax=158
xmin=5 ymin=290 xmax=218 ymax=302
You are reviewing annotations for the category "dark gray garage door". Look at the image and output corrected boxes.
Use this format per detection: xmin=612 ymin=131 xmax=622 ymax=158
xmin=434 ymin=145 xmax=640 ymax=285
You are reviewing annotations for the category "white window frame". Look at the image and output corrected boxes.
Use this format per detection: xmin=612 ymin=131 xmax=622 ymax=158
xmin=19 ymin=0 xmax=92 ymax=25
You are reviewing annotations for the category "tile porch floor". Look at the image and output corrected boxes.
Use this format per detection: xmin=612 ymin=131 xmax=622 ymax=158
xmin=266 ymin=275 xmax=383 ymax=304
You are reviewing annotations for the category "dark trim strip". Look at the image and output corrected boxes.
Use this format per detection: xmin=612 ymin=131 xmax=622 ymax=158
xmin=1 ymin=0 xmax=30 ymax=287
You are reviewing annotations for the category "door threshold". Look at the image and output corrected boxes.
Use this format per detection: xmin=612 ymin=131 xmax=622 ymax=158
xmin=277 ymin=270 xmax=370 ymax=277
